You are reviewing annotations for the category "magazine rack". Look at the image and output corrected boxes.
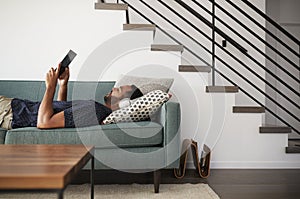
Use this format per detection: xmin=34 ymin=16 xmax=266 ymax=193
xmin=174 ymin=139 xmax=211 ymax=179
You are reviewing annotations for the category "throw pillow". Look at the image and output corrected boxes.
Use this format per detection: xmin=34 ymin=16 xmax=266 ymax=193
xmin=102 ymin=90 xmax=170 ymax=124
xmin=114 ymin=74 xmax=174 ymax=94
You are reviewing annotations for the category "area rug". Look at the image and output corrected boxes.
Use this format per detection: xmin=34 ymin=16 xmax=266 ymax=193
xmin=0 ymin=183 xmax=220 ymax=199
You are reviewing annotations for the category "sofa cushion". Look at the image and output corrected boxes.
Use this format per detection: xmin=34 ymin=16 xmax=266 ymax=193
xmin=5 ymin=127 xmax=83 ymax=145
xmin=38 ymin=81 xmax=115 ymax=104
xmin=0 ymin=81 xmax=42 ymax=101
xmin=0 ymin=80 xmax=115 ymax=104
xmin=93 ymin=121 xmax=163 ymax=148
xmin=0 ymin=128 xmax=6 ymax=144
xmin=4 ymin=121 xmax=163 ymax=148
xmin=114 ymin=74 xmax=174 ymax=94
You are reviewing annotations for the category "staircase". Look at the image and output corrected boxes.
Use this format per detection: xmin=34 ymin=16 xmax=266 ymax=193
xmin=94 ymin=0 xmax=300 ymax=166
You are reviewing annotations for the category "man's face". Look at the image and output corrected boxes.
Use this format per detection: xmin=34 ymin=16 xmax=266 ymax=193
xmin=111 ymin=85 xmax=133 ymax=99
xmin=104 ymin=85 xmax=133 ymax=108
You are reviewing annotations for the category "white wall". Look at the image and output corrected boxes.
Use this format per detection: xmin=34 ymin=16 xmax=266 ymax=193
xmin=0 ymin=0 xmax=126 ymax=80
xmin=1 ymin=0 xmax=299 ymax=168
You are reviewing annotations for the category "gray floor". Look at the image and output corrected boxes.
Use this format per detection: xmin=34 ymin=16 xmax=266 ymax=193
xmin=207 ymin=169 xmax=300 ymax=199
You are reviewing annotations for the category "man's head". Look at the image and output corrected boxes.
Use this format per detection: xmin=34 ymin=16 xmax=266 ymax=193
xmin=104 ymin=85 xmax=143 ymax=110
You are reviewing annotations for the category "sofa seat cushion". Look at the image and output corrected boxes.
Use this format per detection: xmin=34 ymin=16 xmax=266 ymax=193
xmin=0 ymin=128 xmax=7 ymax=144
xmin=4 ymin=127 xmax=83 ymax=145
xmin=4 ymin=121 xmax=163 ymax=148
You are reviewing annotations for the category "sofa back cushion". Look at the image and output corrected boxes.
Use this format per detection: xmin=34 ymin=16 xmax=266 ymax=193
xmin=0 ymin=80 xmax=115 ymax=104
xmin=0 ymin=80 xmax=43 ymax=101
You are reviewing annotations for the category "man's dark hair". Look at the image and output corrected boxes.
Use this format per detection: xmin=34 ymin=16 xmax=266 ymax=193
xmin=129 ymin=85 xmax=143 ymax=100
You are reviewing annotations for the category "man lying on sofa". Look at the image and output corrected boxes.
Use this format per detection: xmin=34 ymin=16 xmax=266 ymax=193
xmin=0 ymin=64 xmax=143 ymax=130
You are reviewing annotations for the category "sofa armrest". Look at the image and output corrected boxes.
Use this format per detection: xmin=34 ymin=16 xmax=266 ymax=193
xmin=159 ymin=101 xmax=181 ymax=168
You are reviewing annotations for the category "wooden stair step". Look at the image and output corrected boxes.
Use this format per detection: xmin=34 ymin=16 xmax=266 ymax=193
xmin=123 ymin=24 xmax=156 ymax=31
xmin=285 ymin=146 xmax=300 ymax=153
xmin=151 ymin=44 xmax=184 ymax=52
xmin=259 ymin=125 xmax=292 ymax=134
xmin=206 ymin=86 xmax=239 ymax=93
xmin=179 ymin=65 xmax=211 ymax=73
xmin=233 ymin=106 xmax=265 ymax=113
xmin=288 ymin=139 xmax=300 ymax=147
xmin=95 ymin=3 xmax=128 ymax=10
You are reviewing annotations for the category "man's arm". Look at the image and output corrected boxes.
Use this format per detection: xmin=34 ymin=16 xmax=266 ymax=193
xmin=37 ymin=66 xmax=65 ymax=129
xmin=57 ymin=65 xmax=69 ymax=101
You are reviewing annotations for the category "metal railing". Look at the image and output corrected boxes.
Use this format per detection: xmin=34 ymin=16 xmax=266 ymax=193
xmin=117 ymin=0 xmax=300 ymax=134
xmin=226 ymin=0 xmax=300 ymax=58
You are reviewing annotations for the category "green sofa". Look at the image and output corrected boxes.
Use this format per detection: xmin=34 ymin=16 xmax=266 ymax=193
xmin=0 ymin=80 xmax=181 ymax=192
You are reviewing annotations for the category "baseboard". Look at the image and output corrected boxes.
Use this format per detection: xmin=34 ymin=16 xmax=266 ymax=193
xmin=186 ymin=161 xmax=300 ymax=169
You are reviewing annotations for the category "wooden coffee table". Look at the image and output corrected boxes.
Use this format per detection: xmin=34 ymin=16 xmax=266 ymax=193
xmin=0 ymin=145 xmax=94 ymax=199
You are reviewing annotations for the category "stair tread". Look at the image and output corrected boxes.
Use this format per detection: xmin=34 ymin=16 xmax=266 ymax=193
xmin=288 ymin=139 xmax=300 ymax=147
xmin=95 ymin=3 xmax=128 ymax=10
xmin=123 ymin=24 xmax=156 ymax=31
xmin=259 ymin=125 xmax=292 ymax=133
xmin=179 ymin=65 xmax=211 ymax=73
xmin=233 ymin=106 xmax=265 ymax=113
xmin=286 ymin=146 xmax=300 ymax=154
xmin=151 ymin=44 xmax=184 ymax=52
xmin=206 ymin=86 xmax=239 ymax=93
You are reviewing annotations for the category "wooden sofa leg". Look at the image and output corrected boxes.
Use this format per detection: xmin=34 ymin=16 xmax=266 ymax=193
xmin=153 ymin=169 xmax=161 ymax=193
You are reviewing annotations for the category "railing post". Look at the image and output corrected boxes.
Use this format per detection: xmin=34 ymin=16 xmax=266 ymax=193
xmin=212 ymin=0 xmax=216 ymax=86
xmin=126 ymin=10 xmax=130 ymax=24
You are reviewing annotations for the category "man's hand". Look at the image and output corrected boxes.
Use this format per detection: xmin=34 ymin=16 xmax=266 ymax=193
xmin=57 ymin=63 xmax=69 ymax=101
xmin=45 ymin=67 xmax=59 ymax=91
xmin=57 ymin=63 xmax=70 ymax=87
